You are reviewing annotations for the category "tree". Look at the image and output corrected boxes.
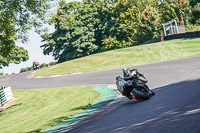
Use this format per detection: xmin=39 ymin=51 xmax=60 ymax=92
xmin=102 ymin=0 xmax=138 ymax=50
xmin=41 ymin=1 xmax=97 ymax=62
xmin=41 ymin=0 xmax=116 ymax=62
xmin=0 ymin=44 xmax=29 ymax=68
xmin=134 ymin=0 xmax=162 ymax=43
xmin=0 ymin=0 xmax=53 ymax=68
xmin=41 ymin=0 xmax=200 ymax=62
xmin=103 ymin=0 xmax=162 ymax=46
xmin=159 ymin=0 xmax=190 ymax=26
xmin=190 ymin=3 xmax=200 ymax=25
xmin=190 ymin=0 xmax=200 ymax=7
xmin=85 ymin=0 xmax=116 ymax=50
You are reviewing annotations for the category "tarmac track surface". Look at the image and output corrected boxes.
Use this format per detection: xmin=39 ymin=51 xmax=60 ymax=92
xmin=1 ymin=56 xmax=200 ymax=133
xmin=68 ymin=77 xmax=200 ymax=133
xmin=1 ymin=56 xmax=200 ymax=90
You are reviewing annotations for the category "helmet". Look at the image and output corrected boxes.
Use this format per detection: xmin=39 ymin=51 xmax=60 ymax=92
xmin=122 ymin=67 xmax=130 ymax=77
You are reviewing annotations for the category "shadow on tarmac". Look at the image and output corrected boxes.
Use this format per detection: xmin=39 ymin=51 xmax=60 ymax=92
xmin=67 ymin=78 xmax=200 ymax=133
xmin=112 ymin=78 xmax=200 ymax=133
xmin=21 ymin=78 xmax=200 ymax=133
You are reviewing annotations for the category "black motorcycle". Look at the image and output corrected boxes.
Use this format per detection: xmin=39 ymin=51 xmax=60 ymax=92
xmin=116 ymin=68 xmax=155 ymax=100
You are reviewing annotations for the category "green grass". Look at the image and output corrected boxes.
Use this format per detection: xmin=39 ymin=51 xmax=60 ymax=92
xmin=35 ymin=38 xmax=200 ymax=76
xmin=1 ymin=38 xmax=200 ymax=132
xmin=0 ymin=86 xmax=101 ymax=133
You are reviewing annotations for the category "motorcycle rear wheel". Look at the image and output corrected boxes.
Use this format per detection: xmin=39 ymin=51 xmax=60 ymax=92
xmin=131 ymin=88 xmax=150 ymax=100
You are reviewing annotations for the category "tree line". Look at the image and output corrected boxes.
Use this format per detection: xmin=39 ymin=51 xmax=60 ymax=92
xmin=20 ymin=61 xmax=57 ymax=73
xmin=41 ymin=0 xmax=200 ymax=63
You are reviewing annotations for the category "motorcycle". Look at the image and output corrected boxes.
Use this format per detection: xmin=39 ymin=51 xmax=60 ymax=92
xmin=116 ymin=68 xmax=154 ymax=100
xmin=33 ymin=65 xmax=37 ymax=70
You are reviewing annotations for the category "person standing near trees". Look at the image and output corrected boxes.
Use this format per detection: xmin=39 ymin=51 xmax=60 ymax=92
xmin=33 ymin=61 xmax=36 ymax=70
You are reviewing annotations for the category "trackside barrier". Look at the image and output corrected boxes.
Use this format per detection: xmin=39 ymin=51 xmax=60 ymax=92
xmin=143 ymin=31 xmax=200 ymax=45
xmin=164 ymin=31 xmax=200 ymax=40
xmin=0 ymin=86 xmax=13 ymax=106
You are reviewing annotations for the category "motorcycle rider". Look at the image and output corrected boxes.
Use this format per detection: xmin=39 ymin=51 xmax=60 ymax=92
xmin=122 ymin=67 xmax=155 ymax=97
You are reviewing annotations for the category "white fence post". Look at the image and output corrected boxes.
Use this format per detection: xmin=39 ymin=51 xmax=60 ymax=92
xmin=0 ymin=86 xmax=13 ymax=106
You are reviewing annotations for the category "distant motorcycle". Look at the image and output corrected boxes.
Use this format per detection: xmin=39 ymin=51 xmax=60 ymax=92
xmin=33 ymin=61 xmax=39 ymax=70
xmin=116 ymin=68 xmax=155 ymax=100
xmin=33 ymin=65 xmax=37 ymax=70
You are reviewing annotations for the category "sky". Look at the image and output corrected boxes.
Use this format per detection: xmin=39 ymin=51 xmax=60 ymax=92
xmin=2 ymin=29 xmax=56 ymax=74
xmin=1 ymin=0 xmax=82 ymax=75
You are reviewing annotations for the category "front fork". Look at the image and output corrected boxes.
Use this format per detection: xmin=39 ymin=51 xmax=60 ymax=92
xmin=143 ymin=84 xmax=154 ymax=95
xmin=136 ymin=83 xmax=152 ymax=94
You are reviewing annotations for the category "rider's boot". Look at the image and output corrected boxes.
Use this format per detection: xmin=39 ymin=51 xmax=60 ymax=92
xmin=150 ymin=90 xmax=155 ymax=95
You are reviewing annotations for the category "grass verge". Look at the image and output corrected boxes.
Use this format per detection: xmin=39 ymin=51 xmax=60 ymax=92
xmin=0 ymin=86 xmax=101 ymax=133
xmin=35 ymin=38 xmax=200 ymax=76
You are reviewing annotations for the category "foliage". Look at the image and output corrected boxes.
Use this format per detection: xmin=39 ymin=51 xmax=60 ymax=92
xmin=107 ymin=0 xmax=162 ymax=44
xmin=0 ymin=0 xmax=53 ymax=68
xmin=41 ymin=0 xmax=116 ymax=62
xmin=0 ymin=46 xmax=29 ymax=68
xmin=41 ymin=0 xmax=200 ymax=62
xmin=190 ymin=0 xmax=200 ymax=7
xmin=159 ymin=0 xmax=191 ymax=26
xmin=134 ymin=0 xmax=163 ymax=43
xmin=41 ymin=1 xmax=96 ymax=62
xmin=108 ymin=0 xmax=137 ymax=46
xmin=190 ymin=3 xmax=200 ymax=24
xmin=102 ymin=0 xmax=138 ymax=49
xmin=36 ymin=38 xmax=200 ymax=76
xmin=20 ymin=61 xmax=57 ymax=73
xmin=102 ymin=36 xmax=131 ymax=50
xmin=159 ymin=0 xmax=200 ymax=25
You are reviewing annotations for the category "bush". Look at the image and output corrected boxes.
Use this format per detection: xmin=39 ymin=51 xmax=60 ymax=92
xmin=102 ymin=36 xmax=132 ymax=51
xmin=20 ymin=61 xmax=58 ymax=73
xmin=186 ymin=24 xmax=200 ymax=32
xmin=49 ymin=61 xmax=57 ymax=66
xmin=190 ymin=3 xmax=200 ymax=25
